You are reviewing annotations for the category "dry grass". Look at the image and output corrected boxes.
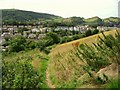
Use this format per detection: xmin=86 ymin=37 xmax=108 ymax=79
xmin=48 ymin=29 xmax=120 ymax=88
xmin=50 ymin=29 xmax=119 ymax=57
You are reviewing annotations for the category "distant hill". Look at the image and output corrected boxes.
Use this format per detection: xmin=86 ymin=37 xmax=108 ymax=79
xmin=84 ymin=16 xmax=103 ymax=26
xmin=103 ymin=17 xmax=120 ymax=23
xmin=2 ymin=9 xmax=61 ymax=22
xmin=103 ymin=17 xmax=120 ymax=27
xmin=1 ymin=9 xmax=119 ymax=26
xmin=84 ymin=16 xmax=102 ymax=22
xmin=84 ymin=16 xmax=119 ymax=27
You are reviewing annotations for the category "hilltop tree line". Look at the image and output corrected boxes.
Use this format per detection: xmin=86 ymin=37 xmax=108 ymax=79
xmin=3 ymin=16 xmax=120 ymax=28
xmin=2 ymin=9 xmax=120 ymax=27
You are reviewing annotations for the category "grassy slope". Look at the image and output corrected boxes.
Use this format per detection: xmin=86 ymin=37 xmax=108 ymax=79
xmin=50 ymin=29 xmax=119 ymax=57
xmin=84 ymin=16 xmax=101 ymax=22
xmin=3 ymin=49 xmax=49 ymax=88
xmin=48 ymin=29 xmax=120 ymax=88
xmin=2 ymin=9 xmax=61 ymax=22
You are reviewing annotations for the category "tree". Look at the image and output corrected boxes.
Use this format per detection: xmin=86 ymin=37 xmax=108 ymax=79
xmin=92 ymin=29 xmax=99 ymax=35
xmin=85 ymin=16 xmax=104 ymax=28
xmin=46 ymin=32 xmax=60 ymax=44
xmin=26 ymin=40 xmax=36 ymax=49
xmin=37 ymin=32 xmax=60 ymax=52
xmin=37 ymin=39 xmax=48 ymax=51
xmin=9 ymin=36 xmax=26 ymax=52
xmin=85 ymin=30 xmax=92 ymax=36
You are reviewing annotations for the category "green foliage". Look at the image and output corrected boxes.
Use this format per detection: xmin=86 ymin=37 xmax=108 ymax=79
xmin=92 ymin=29 xmax=99 ymax=35
xmin=70 ymin=17 xmax=84 ymax=25
xmin=95 ymin=76 xmax=105 ymax=84
xmin=60 ymin=36 xmax=73 ymax=44
xmin=46 ymin=32 xmax=60 ymax=44
xmin=60 ymin=34 xmax=86 ymax=44
xmin=2 ymin=50 xmax=49 ymax=88
xmin=84 ymin=16 xmax=103 ymax=27
xmin=74 ymin=30 xmax=120 ymax=74
xmin=38 ymin=58 xmax=49 ymax=88
xmin=36 ymin=39 xmax=54 ymax=54
xmin=2 ymin=9 xmax=60 ymax=24
xmin=5 ymin=36 xmax=38 ymax=53
xmin=106 ymin=79 xmax=119 ymax=88
xmin=37 ymin=39 xmax=48 ymax=51
xmin=103 ymin=17 xmax=120 ymax=27
xmin=2 ymin=9 xmax=119 ymax=27
xmin=4 ymin=36 xmax=11 ymax=42
xmin=85 ymin=30 xmax=92 ymax=36
xmin=54 ymin=30 xmax=72 ymax=37
xmin=72 ymin=34 xmax=85 ymax=40
xmin=26 ymin=40 xmax=37 ymax=49
xmin=2 ymin=59 xmax=40 ymax=88
xmin=43 ymin=45 xmax=55 ymax=54
xmin=36 ymin=32 xmax=60 ymax=53
xmin=8 ymin=36 xmax=26 ymax=52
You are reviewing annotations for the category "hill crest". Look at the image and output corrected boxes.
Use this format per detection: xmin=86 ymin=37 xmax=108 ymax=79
xmin=2 ymin=9 xmax=61 ymax=22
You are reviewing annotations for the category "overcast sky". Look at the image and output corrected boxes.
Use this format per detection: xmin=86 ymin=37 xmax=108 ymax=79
xmin=0 ymin=0 xmax=119 ymax=18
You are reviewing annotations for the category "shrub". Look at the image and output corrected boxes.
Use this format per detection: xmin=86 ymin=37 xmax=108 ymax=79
xmin=37 ymin=39 xmax=48 ymax=51
xmin=44 ymin=47 xmax=51 ymax=54
xmin=26 ymin=40 xmax=37 ymax=49
xmin=46 ymin=32 xmax=60 ymax=44
xmin=85 ymin=30 xmax=92 ymax=36
xmin=8 ymin=36 xmax=26 ymax=52
xmin=2 ymin=59 xmax=41 ymax=88
xmin=60 ymin=36 xmax=73 ymax=44
xmin=72 ymin=35 xmax=80 ymax=40
xmin=92 ymin=29 xmax=99 ymax=35
xmin=106 ymin=79 xmax=119 ymax=88
xmin=74 ymin=30 xmax=120 ymax=75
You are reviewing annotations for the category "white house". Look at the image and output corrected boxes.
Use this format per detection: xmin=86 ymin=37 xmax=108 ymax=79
xmin=28 ymin=34 xmax=37 ymax=39
xmin=1 ymin=32 xmax=11 ymax=37
xmin=31 ymin=28 xmax=40 ymax=33
xmin=97 ymin=26 xmax=108 ymax=31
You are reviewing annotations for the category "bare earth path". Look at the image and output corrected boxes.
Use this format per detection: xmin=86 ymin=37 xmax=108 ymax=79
xmin=32 ymin=58 xmax=55 ymax=88
xmin=46 ymin=68 xmax=55 ymax=88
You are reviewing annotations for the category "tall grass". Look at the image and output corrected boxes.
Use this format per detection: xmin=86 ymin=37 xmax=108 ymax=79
xmin=106 ymin=79 xmax=119 ymax=88
xmin=73 ymin=30 xmax=120 ymax=72
xmin=48 ymin=30 xmax=120 ymax=88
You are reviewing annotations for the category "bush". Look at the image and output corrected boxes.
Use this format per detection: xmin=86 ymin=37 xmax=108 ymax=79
xmin=46 ymin=32 xmax=60 ymax=44
xmin=26 ymin=40 xmax=37 ymax=49
xmin=85 ymin=30 xmax=92 ymax=36
xmin=2 ymin=59 xmax=41 ymax=88
xmin=37 ymin=39 xmax=48 ymax=51
xmin=36 ymin=32 xmax=60 ymax=52
xmin=8 ymin=36 xmax=26 ymax=52
xmin=72 ymin=35 xmax=81 ymax=40
xmin=74 ymin=30 xmax=120 ymax=73
xmin=92 ymin=29 xmax=99 ymax=35
xmin=44 ymin=47 xmax=51 ymax=54
xmin=106 ymin=79 xmax=119 ymax=88
xmin=60 ymin=36 xmax=73 ymax=44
